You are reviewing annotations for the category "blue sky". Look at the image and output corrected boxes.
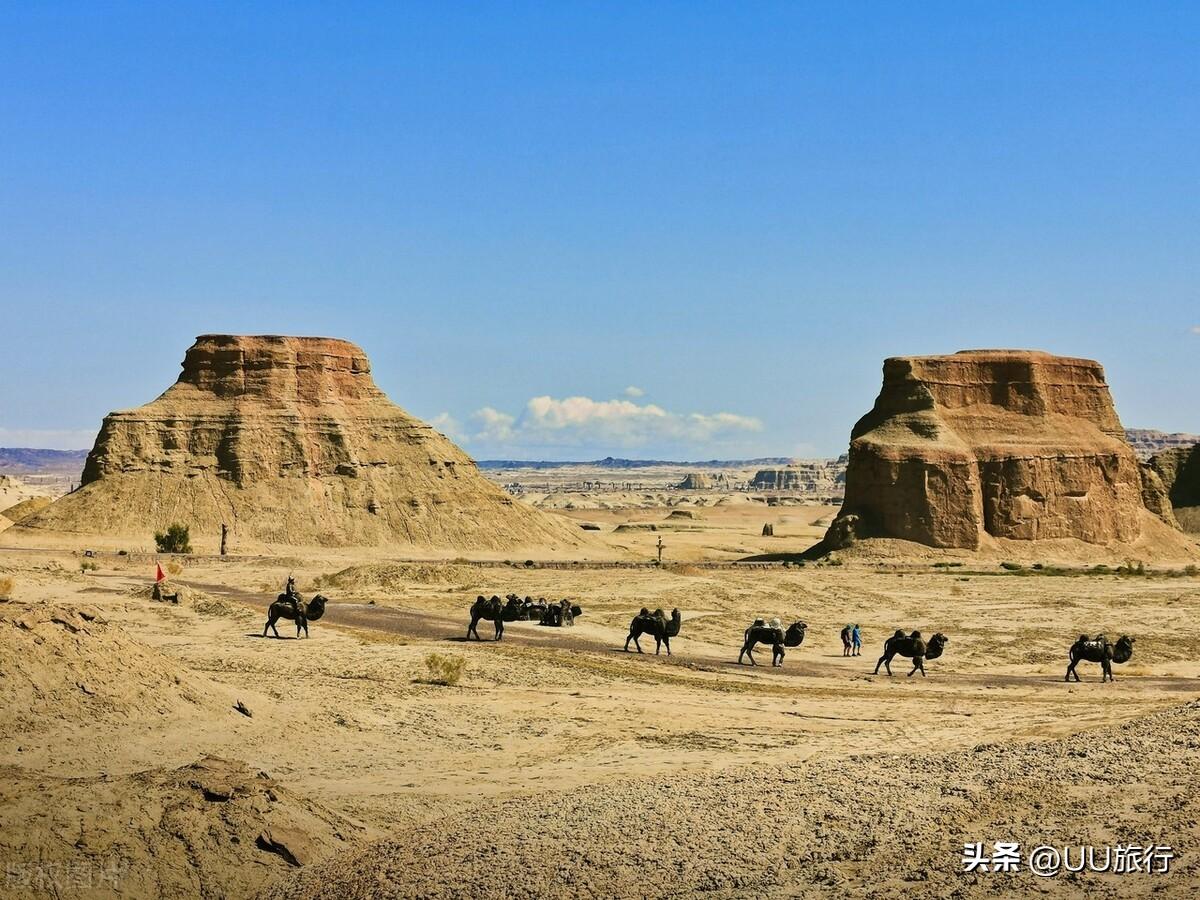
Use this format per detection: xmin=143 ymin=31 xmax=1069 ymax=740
xmin=1 ymin=2 xmax=1197 ymax=459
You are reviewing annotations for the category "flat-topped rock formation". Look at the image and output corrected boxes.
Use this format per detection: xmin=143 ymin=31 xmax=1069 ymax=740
xmin=750 ymin=460 xmax=844 ymax=493
xmin=823 ymin=350 xmax=1181 ymax=551
xmin=24 ymin=335 xmax=581 ymax=551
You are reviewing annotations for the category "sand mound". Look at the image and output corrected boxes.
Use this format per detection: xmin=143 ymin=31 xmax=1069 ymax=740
xmin=125 ymin=582 xmax=249 ymax=618
xmin=262 ymin=700 xmax=1200 ymax=899
xmin=24 ymin=334 xmax=582 ymax=552
xmin=0 ymin=755 xmax=368 ymax=900
xmin=0 ymin=495 xmax=52 ymax=524
xmin=314 ymin=562 xmax=478 ymax=592
xmin=0 ymin=601 xmax=235 ymax=739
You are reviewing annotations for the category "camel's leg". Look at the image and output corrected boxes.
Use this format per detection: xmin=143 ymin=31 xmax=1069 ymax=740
xmin=744 ymin=644 xmax=757 ymax=666
xmin=263 ymin=617 xmax=270 ymax=637
xmin=874 ymin=653 xmax=888 ymax=675
xmin=624 ymin=632 xmax=633 ymax=652
xmin=884 ymin=655 xmax=893 ymax=676
xmin=774 ymin=645 xmax=784 ymax=667
xmin=654 ymin=636 xmax=661 ymax=656
xmin=1066 ymin=656 xmax=1081 ymax=681
xmin=495 ymin=620 xmax=503 ymax=641
xmin=1103 ymin=659 xmax=1112 ymax=682
xmin=663 ymin=636 xmax=670 ymax=656
xmin=467 ymin=616 xmax=478 ymax=641
xmin=634 ymin=634 xmax=644 ymax=653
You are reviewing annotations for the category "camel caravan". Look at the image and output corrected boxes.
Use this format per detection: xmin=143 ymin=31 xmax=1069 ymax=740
xmin=467 ymin=594 xmax=583 ymax=641
xmin=259 ymin=578 xmax=1136 ymax=684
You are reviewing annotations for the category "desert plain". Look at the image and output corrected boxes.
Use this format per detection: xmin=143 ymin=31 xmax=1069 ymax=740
xmin=3 ymin=339 xmax=1200 ymax=899
xmin=3 ymin=491 xmax=1200 ymax=899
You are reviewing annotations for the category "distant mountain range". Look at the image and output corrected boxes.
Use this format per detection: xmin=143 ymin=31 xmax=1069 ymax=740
xmin=477 ymin=456 xmax=799 ymax=470
xmin=2 ymin=429 xmax=1194 ymax=477
xmin=0 ymin=448 xmax=89 ymax=475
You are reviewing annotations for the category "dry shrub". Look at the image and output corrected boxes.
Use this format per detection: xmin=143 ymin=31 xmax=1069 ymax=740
xmin=166 ymin=561 xmax=183 ymax=577
xmin=0 ymin=576 xmax=13 ymax=599
xmin=424 ymin=653 xmax=465 ymax=686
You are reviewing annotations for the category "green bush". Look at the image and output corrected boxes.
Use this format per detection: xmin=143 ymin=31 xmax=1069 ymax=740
xmin=423 ymin=653 xmax=465 ymax=686
xmin=154 ymin=523 xmax=192 ymax=554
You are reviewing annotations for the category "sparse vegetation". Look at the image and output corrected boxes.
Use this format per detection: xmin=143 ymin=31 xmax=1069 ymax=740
xmin=0 ymin=576 xmax=13 ymax=599
xmin=1117 ymin=559 xmax=1148 ymax=576
xmin=423 ymin=653 xmax=465 ymax=686
xmin=154 ymin=523 xmax=192 ymax=554
xmin=80 ymin=561 xmax=99 ymax=573
xmin=1000 ymin=561 xmax=1024 ymax=571
xmin=166 ymin=561 xmax=183 ymax=577
xmin=932 ymin=561 xmax=964 ymax=568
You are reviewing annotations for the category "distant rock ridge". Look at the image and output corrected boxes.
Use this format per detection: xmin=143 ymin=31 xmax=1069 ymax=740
xmin=823 ymin=350 xmax=1176 ymax=550
xmin=1146 ymin=444 xmax=1200 ymax=533
xmin=24 ymin=335 xmax=581 ymax=551
xmin=1125 ymin=428 xmax=1200 ymax=461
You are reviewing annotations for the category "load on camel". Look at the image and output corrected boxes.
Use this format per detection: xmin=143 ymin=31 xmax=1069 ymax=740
xmin=738 ymin=618 xmax=806 ymax=667
xmin=538 ymin=598 xmax=582 ymax=627
xmin=1066 ymin=634 xmax=1135 ymax=682
xmin=624 ymin=607 xmax=682 ymax=655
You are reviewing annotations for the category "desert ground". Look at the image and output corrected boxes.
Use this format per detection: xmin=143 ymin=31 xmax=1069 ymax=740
xmin=3 ymin=491 xmax=1200 ymax=899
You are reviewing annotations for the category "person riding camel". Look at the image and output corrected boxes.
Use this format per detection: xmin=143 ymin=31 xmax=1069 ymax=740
xmin=284 ymin=575 xmax=304 ymax=622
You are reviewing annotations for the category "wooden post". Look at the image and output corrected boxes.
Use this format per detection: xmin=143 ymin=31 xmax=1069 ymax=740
xmin=220 ymin=524 xmax=228 ymax=556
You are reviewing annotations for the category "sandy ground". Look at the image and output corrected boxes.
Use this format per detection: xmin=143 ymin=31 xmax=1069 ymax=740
xmin=2 ymin=502 xmax=1200 ymax=898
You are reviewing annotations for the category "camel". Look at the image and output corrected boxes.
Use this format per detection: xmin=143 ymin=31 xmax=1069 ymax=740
xmin=468 ymin=595 xmax=506 ymax=641
xmin=738 ymin=618 xmax=806 ymax=667
xmin=874 ymin=629 xmax=948 ymax=676
xmin=1066 ymin=634 xmax=1135 ymax=682
xmin=263 ymin=593 xmax=328 ymax=638
xmin=624 ymin=607 xmax=682 ymax=655
xmin=501 ymin=595 xmax=523 ymax=622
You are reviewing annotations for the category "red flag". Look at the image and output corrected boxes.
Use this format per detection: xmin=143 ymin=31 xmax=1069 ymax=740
xmin=155 ymin=564 xmax=165 ymax=583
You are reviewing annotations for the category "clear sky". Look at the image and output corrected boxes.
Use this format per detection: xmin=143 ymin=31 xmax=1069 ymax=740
xmin=1 ymin=2 xmax=1197 ymax=459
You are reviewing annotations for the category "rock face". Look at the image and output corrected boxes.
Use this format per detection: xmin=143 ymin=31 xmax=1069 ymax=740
xmin=26 ymin=335 xmax=580 ymax=550
xmin=750 ymin=461 xmax=844 ymax=493
xmin=825 ymin=350 xmax=1159 ymax=550
xmin=1146 ymin=444 xmax=1200 ymax=533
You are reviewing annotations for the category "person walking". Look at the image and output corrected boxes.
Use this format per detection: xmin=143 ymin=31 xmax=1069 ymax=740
xmin=840 ymin=624 xmax=852 ymax=657
xmin=851 ymin=623 xmax=862 ymax=656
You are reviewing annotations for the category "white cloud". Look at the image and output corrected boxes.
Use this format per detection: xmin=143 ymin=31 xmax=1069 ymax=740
xmin=471 ymin=406 xmax=517 ymax=443
xmin=622 ymin=385 xmax=645 ymax=398
xmin=428 ymin=413 xmax=465 ymax=442
xmin=0 ymin=428 xmax=95 ymax=450
xmin=454 ymin=394 xmax=762 ymax=454
xmin=1191 ymin=326 xmax=1200 ymax=335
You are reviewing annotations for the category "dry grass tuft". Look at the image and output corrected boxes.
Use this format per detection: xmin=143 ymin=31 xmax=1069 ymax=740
xmin=423 ymin=653 xmax=466 ymax=686
xmin=0 ymin=576 xmax=13 ymax=600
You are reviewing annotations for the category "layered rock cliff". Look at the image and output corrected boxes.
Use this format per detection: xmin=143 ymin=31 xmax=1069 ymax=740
xmin=823 ymin=350 xmax=1171 ymax=551
xmin=25 ymin=335 xmax=582 ymax=551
